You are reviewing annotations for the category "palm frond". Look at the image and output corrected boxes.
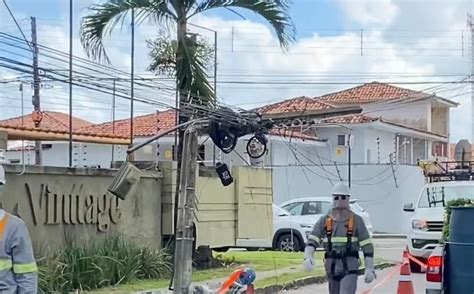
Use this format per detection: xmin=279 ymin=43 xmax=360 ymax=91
xmin=191 ymin=0 xmax=295 ymax=48
xmin=80 ymin=0 xmax=177 ymax=63
xmin=176 ymin=34 xmax=216 ymax=109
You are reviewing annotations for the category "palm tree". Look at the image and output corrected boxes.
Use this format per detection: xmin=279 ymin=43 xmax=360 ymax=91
xmin=80 ymin=0 xmax=294 ymax=260
xmin=80 ymin=0 xmax=294 ymax=108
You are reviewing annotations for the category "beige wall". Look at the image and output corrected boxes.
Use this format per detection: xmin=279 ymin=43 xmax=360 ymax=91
xmin=160 ymin=163 xmax=273 ymax=248
xmin=1 ymin=165 xmax=162 ymax=249
xmin=1 ymin=162 xmax=273 ymax=250
xmin=431 ymin=107 xmax=449 ymax=136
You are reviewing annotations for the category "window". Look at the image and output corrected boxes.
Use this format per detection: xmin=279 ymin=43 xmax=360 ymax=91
xmin=41 ymin=144 xmax=52 ymax=150
xmin=198 ymin=145 xmax=205 ymax=160
xmin=418 ymin=185 xmax=474 ymax=208
xmin=337 ymin=135 xmax=346 ymax=146
xmin=282 ymin=202 xmax=304 ymax=216
xmin=302 ymin=201 xmax=322 ymax=215
xmin=321 ymin=201 xmax=333 ymax=214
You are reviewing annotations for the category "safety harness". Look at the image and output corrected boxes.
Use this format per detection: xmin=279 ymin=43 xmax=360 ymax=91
xmin=324 ymin=213 xmax=359 ymax=281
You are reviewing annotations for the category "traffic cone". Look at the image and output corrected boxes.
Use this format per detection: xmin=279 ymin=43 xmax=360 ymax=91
xmin=402 ymin=247 xmax=410 ymax=264
xmin=396 ymin=263 xmax=415 ymax=294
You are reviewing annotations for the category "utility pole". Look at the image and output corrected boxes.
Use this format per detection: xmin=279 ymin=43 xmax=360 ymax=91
xmin=173 ymin=126 xmax=198 ymax=294
xmin=130 ymin=9 xmax=135 ymax=149
xmin=347 ymin=134 xmax=353 ymax=187
xmin=68 ymin=0 xmax=73 ymax=167
xmin=31 ymin=16 xmax=42 ymax=165
xmin=111 ymin=79 xmax=116 ymax=165
xmin=213 ymin=30 xmax=218 ymax=166
xmin=468 ymin=14 xmax=474 ymax=143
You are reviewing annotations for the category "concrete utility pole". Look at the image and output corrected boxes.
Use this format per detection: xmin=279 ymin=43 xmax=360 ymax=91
xmin=468 ymin=14 xmax=474 ymax=142
xmin=31 ymin=17 xmax=42 ymax=165
xmin=173 ymin=126 xmax=198 ymax=294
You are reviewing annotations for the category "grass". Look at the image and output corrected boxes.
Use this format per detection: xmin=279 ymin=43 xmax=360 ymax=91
xmin=97 ymin=250 xmax=321 ymax=292
xmin=38 ymin=235 xmax=171 ymax=293
xmin=93 ymin=250 xmax=386 ymax=293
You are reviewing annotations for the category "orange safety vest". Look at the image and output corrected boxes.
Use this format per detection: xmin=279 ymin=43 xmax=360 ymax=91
xmin=0 ymin=213 xmax=10 ymax=240
xmin=324 ymin=213 xmax=355 ymax=253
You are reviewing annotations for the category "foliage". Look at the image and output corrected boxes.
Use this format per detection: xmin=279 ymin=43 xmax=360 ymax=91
xmin=442 ymin=198 xmax=474 ymax=241
xmin=147 ymin=32 xmax=214 ymax=77
xmin=80 ymin=0 xmax=295 ymax=106
xmin=37 ymin=235 xmax=171 ymax=293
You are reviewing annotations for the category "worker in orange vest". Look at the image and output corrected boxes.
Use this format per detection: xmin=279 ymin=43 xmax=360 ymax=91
xmin=0 ymin=150 xmax=38 ymax=293
xmin=303 ymin=182 xmax=375 ymax=294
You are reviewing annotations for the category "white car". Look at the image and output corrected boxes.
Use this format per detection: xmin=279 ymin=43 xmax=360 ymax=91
xmin=271 ymin=204 xmax=314 ymax=252
xmin=231 ymin=204 xmax=314 ymax=252
xmin=279 ymin=197 xmax=374 ymax=237
xmin=404 ymin=180 xmax=474 ymax=273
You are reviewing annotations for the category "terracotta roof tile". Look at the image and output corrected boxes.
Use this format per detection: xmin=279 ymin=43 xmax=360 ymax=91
xmin=257 ymin=96 xmax=335 ymax=115
xmin=320 ymin=114 xmax=379 ymax=124
xmin=0 ymin=111 xmax=93 ymax=133
xmin=319 ymin=82 xmax=430 ymax=105
xmin=77 ymin=110 xmax=176 ymax=138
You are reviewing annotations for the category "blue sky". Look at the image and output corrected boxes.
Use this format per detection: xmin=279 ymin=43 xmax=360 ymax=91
xmin=1 ymin=0 xmax=473 ymax=141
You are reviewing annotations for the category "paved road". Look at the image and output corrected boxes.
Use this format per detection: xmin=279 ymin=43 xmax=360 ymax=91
xmin=286 ymin=238 xmax=427 ymax=293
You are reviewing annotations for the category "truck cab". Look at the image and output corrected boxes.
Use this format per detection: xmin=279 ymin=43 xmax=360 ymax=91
xmin=404 ymin=181 xmax=474 ymax=272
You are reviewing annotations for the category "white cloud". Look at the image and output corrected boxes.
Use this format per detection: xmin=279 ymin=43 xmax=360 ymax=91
xmin=1 ymin=0 xmax=473 ymax=142
xmin=335 ymin=0 xmax=399 ymax=26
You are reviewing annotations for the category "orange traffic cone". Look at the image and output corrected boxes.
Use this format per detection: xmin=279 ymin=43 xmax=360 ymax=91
xmin=397 ymin=263 xmax=415 ymax=294
xmin=402 ymin=247 xmax=410 ymax=264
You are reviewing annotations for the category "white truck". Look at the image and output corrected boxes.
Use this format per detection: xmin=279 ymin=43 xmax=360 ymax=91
xmin=404 ymin=181 xmax=474 ymax=272
xmin=404 ymin=139 xmax=474 ymax=273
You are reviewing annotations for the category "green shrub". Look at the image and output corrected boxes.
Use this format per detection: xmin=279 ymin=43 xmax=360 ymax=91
xmin=442 ymin=198 xmax=474 ymax=242
xmin=37 ymin=235 xmax=171 ymax=293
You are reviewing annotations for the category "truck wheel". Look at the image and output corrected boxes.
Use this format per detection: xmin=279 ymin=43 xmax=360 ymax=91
xmin=409 ymin=258 xmax=422 ymax=273
xmin=277 ymin=234 xmax=302 ymax=252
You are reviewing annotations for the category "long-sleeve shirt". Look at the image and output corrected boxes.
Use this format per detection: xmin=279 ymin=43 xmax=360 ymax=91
xmin=307 ymin=211 xmax=374 ymax=258
xmin=0 ymin=210 xmax=38 ymax=293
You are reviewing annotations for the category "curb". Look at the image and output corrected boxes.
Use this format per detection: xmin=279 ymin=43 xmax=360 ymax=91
xmin=252 ymin=262 xmax=396 ymax=294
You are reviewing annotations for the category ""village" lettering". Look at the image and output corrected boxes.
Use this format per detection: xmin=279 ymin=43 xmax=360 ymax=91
xmin=25 ymin=183 xmax=122 ymax=232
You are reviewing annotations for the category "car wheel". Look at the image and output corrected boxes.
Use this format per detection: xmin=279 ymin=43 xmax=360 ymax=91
xmin=277 ymin=233 xmax=302 ymax=252
xmin=409 ymin=258 xmax=422 ymax=273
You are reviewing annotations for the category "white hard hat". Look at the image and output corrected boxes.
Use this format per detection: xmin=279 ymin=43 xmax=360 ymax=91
xmin=331 ymin=182 xmax=351 ymax=196
xmin=0 ymin=150 xmax=8 ymax=185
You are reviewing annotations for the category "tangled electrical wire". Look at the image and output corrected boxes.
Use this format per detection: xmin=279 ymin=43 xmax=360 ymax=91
xmin=208 ymin=107 xmax=272 ymax=156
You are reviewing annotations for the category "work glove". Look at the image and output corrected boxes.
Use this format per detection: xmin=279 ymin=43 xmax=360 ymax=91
xmin=303 ymin=246 xmax=315 ymax=272
xmin=364 ymin=257 xmax=376 ymax=283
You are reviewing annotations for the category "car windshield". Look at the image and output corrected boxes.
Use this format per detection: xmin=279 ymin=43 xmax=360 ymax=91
xmin=273 ymin=205 xmax=290 ymax=216
xmin=418 ymin=185 xmax=474 ymax=208
xmin=350 ymin=202 xmax=365 ymax=213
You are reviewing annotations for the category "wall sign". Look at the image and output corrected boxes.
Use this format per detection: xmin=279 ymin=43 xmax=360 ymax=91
xmin=24 ymin=183 xmax=122 ymax=232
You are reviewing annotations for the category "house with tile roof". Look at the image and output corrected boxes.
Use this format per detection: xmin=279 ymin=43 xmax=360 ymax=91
xmin=1 ymin=111 xmax=128 ymax=167
xmin=3 ymin=109 xmax=326 ymax=168
xmin=258 ymin=82 xmax=457 ymax=165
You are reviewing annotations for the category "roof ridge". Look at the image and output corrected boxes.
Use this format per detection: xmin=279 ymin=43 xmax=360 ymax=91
xmin=43 ymin=111 xmax=69 ymax=129
xmin=318 ymin=82 xmax=377 ymax=100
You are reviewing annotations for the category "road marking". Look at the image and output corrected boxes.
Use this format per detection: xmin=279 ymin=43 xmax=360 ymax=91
xmin=359 ymin=265 xmax=401 ymax=294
